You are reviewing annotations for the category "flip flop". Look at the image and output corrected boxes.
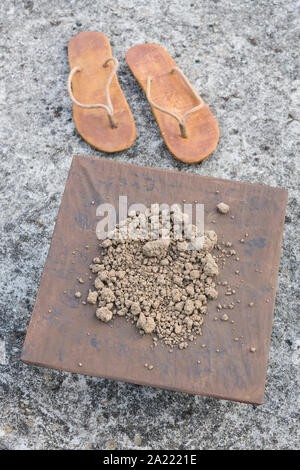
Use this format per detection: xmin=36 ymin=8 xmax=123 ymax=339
xmin=68 ymin=32 xmax=136 ymax=152
xmin=126 ymin=44 xmax=219 ymax=164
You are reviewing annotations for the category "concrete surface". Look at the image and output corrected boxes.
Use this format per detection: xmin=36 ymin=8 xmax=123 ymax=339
xmin=0 ymin=0 xmax=299 ymax=450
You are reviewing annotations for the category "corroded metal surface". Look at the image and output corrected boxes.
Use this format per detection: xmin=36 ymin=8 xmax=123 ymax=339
xmin=22 ymin=156 xmax=287 ymax=404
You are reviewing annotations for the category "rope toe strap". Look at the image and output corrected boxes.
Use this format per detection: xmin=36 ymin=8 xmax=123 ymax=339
xmin=67 ymin=57 xmax=119 ymax=129
xmin=146 ymin=67 xmax=204 ymax=138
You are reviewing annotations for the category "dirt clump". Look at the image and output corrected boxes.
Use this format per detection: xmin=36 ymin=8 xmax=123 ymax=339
xmin=217 ymin=202 xmax=230 ymax=214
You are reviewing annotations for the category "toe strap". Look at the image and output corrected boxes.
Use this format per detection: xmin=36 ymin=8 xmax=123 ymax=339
xmin=146 ymin=67 xmax=204 ymax=138
xmin=67 ymin=57 xmax=119 ymax=129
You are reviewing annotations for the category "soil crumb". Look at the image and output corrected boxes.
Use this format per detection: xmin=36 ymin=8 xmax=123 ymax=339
xmin=217 ymin=202 xmax=230 ymax=214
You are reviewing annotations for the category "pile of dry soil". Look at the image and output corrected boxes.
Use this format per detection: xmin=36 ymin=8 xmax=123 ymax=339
xmin=86 ymin=204 xmax=221 ymax=350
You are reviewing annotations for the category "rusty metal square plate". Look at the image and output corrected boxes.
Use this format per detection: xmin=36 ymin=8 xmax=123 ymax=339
xmin=21 ymin=156 xmax=287 ymax=404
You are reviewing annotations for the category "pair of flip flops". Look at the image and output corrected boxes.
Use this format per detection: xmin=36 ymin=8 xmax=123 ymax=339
xmin=68 ymin=32 xmax=219 ymax=164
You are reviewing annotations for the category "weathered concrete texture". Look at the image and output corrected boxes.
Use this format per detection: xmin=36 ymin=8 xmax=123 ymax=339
xmin=0 ymin=0 xmax=299 ymax=450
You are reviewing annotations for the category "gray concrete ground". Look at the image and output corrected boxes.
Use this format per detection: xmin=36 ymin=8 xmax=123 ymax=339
xmin=0 ymin=0 xmax=299 ymax=450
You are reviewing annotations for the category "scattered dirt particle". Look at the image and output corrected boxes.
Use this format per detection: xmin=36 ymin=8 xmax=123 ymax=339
xmin=74 ymin=292 xmax=82 ymax=298
xmin=134 ymin=434 xmax=142 ymax=446
xmin=250 ymin=347 xmax=256 ymax=353
xmin=217 ymin=202 xmax=230 ymax=214
xmin=87 ymin=290 xmax=98 ymax=304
